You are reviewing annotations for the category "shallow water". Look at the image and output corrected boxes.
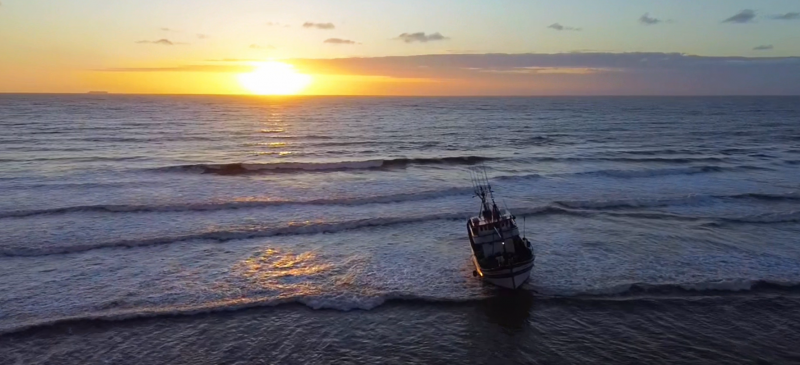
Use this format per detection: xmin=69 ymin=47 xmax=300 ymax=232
xmin=1 ymin=95 xmax=799 ymax=364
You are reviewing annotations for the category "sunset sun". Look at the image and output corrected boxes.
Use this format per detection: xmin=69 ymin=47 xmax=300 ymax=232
xmin=238 ymin=62 xmax=312 ymax=95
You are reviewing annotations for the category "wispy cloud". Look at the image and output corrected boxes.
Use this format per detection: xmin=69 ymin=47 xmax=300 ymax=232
xmin=478 ymin=67 xmax=619 ymax=75
xmin=196 ymin=34 xmax=210 ymax=39
xmin=446 ymin=49 xmax=483 ymax=54
xmin=723 ymin=9 xmax=756 ymax=23
xmin=548 ymin=23 xmax=581 ymax=31
xmin=771 ymin=12 xmax=799 ymax=20
xmin=99 ymin=65 xmax=252 ymax=73
xmin=160 ymin=27 xmax=175 ymax=32
xmin=639 ymin=13 xmax=662 ymax=25
xmin=205 ymin=59 xmax=263 ymax=63
xmin=302 ymin=22 xmax=335 ymax=30
xmin=396 ymin=32 xmax=449 ymax=43
xmin=249 ymin=44 xmax=274 ymax=50
xmin=267 ymin=21 xmax=291 ymax=27
xmin=753 ymin=45 xmax=774 ymax=51
xmin=136 ymin=39 xmax=177 ymax=45
xmin=324 ymin=38 xmax=358 ymax=45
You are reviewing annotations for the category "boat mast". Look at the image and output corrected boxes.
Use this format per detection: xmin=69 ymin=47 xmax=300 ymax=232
xmin=481 ymin=167 xmax=501 ymax=217
xmin=471 ymin=168 xmax=491 ymax=216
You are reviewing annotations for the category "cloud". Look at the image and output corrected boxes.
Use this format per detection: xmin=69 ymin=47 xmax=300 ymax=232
xmin=249 ymin=44 xmax=274 ymax=50
xmin=396 ymin=32 xmax=449 ymax=43
xmin=479 ymin=67 xmax=618 ymax=75
xmin=753 ymin=45 xmax=774 ymax=51
xmin=639 ymin=13 xmax=661 ymax=25
xmin=98 ymin=52 xmax=800 ymax=95
xmin=197 ymin=34 xmax=209 ymax=39
xmin=136 ymin=39 xmax=176 ymax=45
xmin=205 ymin=58 xmax=263 ymax=62
xmin=548 ymin=23 xmax=581 ymax=31
xmin=723 ymin=9 xmax=756 ymax=23
xmin=324 ymin=38 xmax=358 ymax=45
xmin=160 ymin=27 xmax=174 ymax=32
xmin=98 ymin=65 xmax=253 ymax=73
xmin=446 ymin=49 xmax=483 ymax=54
xmin=302 ymin=22 xmax=335 ymax=30
xmin=771 ymin=12 xmax=800 ymax=20
xmin=267 ymin=21 xmax=291 ymax=27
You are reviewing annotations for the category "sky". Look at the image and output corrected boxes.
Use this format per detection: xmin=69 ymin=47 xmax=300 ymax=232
xmin=1 ymin=0 xmax=799 ymax=95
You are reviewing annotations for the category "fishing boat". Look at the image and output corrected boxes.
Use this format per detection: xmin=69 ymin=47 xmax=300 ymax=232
xmin=467 ymin=172 xmax=535 ymax=289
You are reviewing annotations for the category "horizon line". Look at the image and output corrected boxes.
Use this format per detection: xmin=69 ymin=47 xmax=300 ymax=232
xmin=2 ymin=93 xmax=800 ymax=97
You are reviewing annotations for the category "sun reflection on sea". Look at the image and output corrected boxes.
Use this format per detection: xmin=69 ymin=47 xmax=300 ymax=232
xmin=232 ymin=248 xmax=332 ymax=286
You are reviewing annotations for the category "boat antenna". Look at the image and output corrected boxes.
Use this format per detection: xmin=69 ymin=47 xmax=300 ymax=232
xmin=523 ymin=215 xmax=526 ymax=239
xmin=469 ymin=168 xmax=485 ymax=217
xmin=481 ymin=166 xmax=497 ymax=207
xmin=469 ymin=167 xmax=487 ymax=217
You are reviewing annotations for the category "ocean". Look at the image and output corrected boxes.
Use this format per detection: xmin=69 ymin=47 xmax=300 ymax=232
xmin=1 ymin=95 xmax=799 ymax=364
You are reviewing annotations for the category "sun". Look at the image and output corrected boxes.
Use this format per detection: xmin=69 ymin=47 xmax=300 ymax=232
xmin=238 ymin=62 xmax=312 ymax=95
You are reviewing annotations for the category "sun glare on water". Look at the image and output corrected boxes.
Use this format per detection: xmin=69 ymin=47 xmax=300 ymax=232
xmin=238 ymin=62 xmax=312 ymax=95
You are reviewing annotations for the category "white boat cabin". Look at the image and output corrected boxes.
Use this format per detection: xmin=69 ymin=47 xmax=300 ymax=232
xmin=468 ymin=210 xmax=521 ymax=259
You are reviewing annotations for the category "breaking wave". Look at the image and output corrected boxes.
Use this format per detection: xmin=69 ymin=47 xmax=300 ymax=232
xmin=156 ymin=156 xmax=494 ymax=175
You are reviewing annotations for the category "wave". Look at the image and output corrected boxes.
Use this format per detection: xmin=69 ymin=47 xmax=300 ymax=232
xmin=5 ymin=187 xmax=799 ymax=222
xmin=0 ymin=205 xmax=773 ymax=258
xmin=574 ymin=166 xmax=721 ymax=178
xmin=553 ymin=192 xmax=800 ymax=211
xmin=715 ymin=211 xmax=800 ymax=226
xmin=0 ymin=188 xmax=474 ymax=219
xmin=0 ymin=213 xmax=471 ymax=257
xmin=156 ymin=156 xmax=494 ymax=175
xmin=721 ymin=192 xmax=800 ymax=201
xmin=0 ymin=292 xmax=478 ymax=337
xmin=496 ymin=165 xmax=766 ymax=181
xmin=3 ymin=279 xmax=799 ymax=337
xmin=0 ymin=193 xmax=690 ymax=221
xmin=553 ymin=196 xmax=706 ymax=211
xmin=527 ymin=156 xmax=729 ymax=163
xmin=571 ymin=165 xmax=749 ymax=178
xmin=0 ymin=206 xmax=579 ymax=257
xmin=533 ymin=279 xmax=800 ymax=297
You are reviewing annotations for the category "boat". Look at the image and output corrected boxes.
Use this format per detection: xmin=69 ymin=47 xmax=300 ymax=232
xmin=467 ymin=171 xmax=535 ymax=289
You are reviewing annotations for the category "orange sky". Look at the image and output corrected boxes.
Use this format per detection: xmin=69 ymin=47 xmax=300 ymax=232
xmin=1 ymin=0 xmax=799 ymax=95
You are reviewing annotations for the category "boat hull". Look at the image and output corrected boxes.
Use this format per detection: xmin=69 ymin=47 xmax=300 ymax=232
xmin=472 ymin=257 xmax=533 ymax=289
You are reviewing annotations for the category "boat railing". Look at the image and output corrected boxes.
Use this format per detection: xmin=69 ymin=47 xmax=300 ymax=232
xmin=470 ymin=218 xmax=516 ymax=235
